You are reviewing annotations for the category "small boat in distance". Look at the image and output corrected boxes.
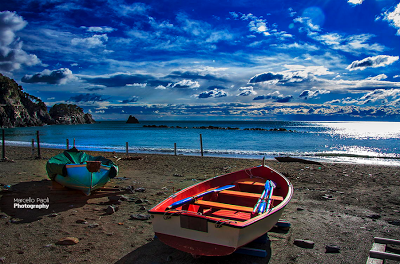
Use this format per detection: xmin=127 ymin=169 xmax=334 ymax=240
xmin=149 ymin=160 xmax=293 ymax=257
xmin=46 ymin=148 xmax=118 ymax=195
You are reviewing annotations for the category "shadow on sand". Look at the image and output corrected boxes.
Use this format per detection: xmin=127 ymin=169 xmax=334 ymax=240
xmin=0 ymin=179 xmax=125 ymax=223
xmin=115 ymin=236 xmax=271 ymax=264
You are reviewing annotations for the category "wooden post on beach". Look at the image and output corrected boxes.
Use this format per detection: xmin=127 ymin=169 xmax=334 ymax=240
xmin=1 ymin=129 xmax=5 ymax=160
xmin=31 ymin=139 xmax=35 ymax=157
xmin=174 ymin=143 xmax=177 ymax=156
xmin=200 ymin=134 xmax=203 ymax=157
xmin=73 ymin=138 xmax=76 ymax=148
xmin=36 ymin=131 xmax=41 ymax=159
xmin=66 ymin=139 xmax=69 ymax=149
xmin=126 ymin=142 xmax=129 ymax=157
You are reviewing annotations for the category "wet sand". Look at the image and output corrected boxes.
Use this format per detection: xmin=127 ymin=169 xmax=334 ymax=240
xmin=1 ymin=146 xmax=400 ymax=264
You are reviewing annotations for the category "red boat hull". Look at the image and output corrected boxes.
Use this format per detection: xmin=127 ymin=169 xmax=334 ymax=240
xmin=149 ymin=164 xmax=293 ymax=256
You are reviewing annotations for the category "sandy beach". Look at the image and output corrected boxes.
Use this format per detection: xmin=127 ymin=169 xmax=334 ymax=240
xmin=1 ymin=146 xmax=400 ymax=264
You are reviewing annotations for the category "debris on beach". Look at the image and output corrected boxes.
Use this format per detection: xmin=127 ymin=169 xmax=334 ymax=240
xmin=1 ymin=184 xmax=13 ymax=192
xmin=325 ymin=245 xmax=340 ymax=253
xmin=88 ymin=223 xmax=100 ymax=228
xmin=130 ymin=213 xmax=151 ymax=220
xmin=108 ymin=195 xmax=128 ymax=203
xmin=114 ymin=177 xmax=130 ymax=180
xmin=0 ymin=157 xmax=15 ymax=163
xmin=121 ymin=156 xmax=143 ymax=161
xmin=76 ymin=219 xmax=88 ymax=224
xmin=367 ymin=214 xmax=381 ymax=220
xmin=388 ymin=220 xmax=400 ymax=226
xmin=322 ymin=194 xmax=334 ymax=200
xmin=56 ymin=237 xmax=80 ymax=245
xmin=106 ymin=205 xmax=119 ymax=215
xmin=134 ymin=187 xmax=146 ymax=192
xmin=135 ymin=198 xmax=144 ymax=204
xmin=294 ymin=239 xmax=315 ymax=249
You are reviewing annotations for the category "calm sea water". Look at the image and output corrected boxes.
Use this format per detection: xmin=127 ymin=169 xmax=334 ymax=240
xmin=3 ymin=121 xmax=400 ymax=165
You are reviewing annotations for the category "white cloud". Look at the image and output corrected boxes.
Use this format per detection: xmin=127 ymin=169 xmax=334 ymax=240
xmin=312 ymin=33 xmax=385 ymax=55
xmin=113 ymin=2 xmax=151 ymax=17
xmin=366 ymin=74 xmax=388 ymax=81
xmin=126 ymin=83 xmax=147 ymax=87
xmin=249 ymin=65 xmax=333 ymax=85
xmin=348 ymin=0 xmax=364 ymax=5
xmin=299 ymin=89 xmax=330 ymax=99
xmin=346 ymin=55 xmax=399 ymax=71
xmin=172 ymin=79 xmax=200 ymax=89
xmin=381 ymin=3 xmax=400 ymax=35
xmin=348 ymin=89 xmax=400 ymax=106
xmin=237 ymin=86 xmax=257 ymax=96
xmin=197 ymin=88 xmax=227 ymax=98
xmin=21 ymin=68 xmax=76 ymax=84
xmin=0 ymin=11 xmax=41 ymax=72
xmin=293 ymin=16 xmax=321 ymax=32
xmin=254 ymin=91 xmax=293 ymax=102
xmin=71 ymin=34 xmax=108 ymax=48
xmin=81 ymin=26 xmax=116 ymax=33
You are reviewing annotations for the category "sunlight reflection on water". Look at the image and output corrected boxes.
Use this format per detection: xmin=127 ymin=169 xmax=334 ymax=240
xmin=320 ymin=121 xmax=400 ymax=140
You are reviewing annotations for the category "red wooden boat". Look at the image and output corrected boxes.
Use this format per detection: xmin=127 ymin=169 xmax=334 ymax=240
xmin=148 ymin=161 xmax=293 ymax=256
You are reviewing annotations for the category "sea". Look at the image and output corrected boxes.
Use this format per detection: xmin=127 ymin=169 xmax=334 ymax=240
xmin=2 ymin=120 xmax=400 ymax=165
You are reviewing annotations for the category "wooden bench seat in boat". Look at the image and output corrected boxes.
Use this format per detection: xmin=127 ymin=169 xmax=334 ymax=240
xmin=235 ymin=179 xmax=266 ymax=187
xmin=220 ymin=190 xmax=284 ymax=201
xmin=194 ymin=200 xmax=254 ymax=213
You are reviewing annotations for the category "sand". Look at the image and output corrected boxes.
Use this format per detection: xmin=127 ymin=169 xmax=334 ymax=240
xmin=1 ymin=146 xmax=400 ymax=264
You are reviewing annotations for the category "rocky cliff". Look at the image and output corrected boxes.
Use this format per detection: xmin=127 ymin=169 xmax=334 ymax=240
xmin=0 ymin=73 xmax=95 ymax=128
xmin=49 ymin=104 xmax=95 ymax=125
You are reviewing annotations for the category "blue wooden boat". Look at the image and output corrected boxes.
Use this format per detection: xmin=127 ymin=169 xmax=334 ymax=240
xmin=46 ymin=148 xmax=118 ymax=195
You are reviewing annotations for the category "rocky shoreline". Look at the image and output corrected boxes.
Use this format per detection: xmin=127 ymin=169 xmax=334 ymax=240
xmin=0 ymin=146 xmax=400 ymax=263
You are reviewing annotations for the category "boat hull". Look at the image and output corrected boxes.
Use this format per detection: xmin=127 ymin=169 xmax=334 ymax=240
xmin=55 ymin=164 xmax=112 ymax=195
xmin=149 ymin=164 xmax=293 ymax=256
xmin=46 ymin=148 xmax=118 ymax=195
xmin=152 ymin=206 xmax=284 ymax=256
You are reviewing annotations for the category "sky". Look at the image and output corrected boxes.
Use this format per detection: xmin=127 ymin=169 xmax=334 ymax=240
xmin=0 ymin=0 xmax=400 ymax=121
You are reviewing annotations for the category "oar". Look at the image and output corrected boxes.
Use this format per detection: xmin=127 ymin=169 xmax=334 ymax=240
xmin=257 ymin=180 xmax=276 ymax=214
xmin=253 ymin=180 xmax=271 ymax=214
xmin=264 ymin=181 xmax=276 ymax=213
xmin=257 ymin=183 xmax=271 ymax=214
xmin=167 ymin=184 xmax=235 ymax=210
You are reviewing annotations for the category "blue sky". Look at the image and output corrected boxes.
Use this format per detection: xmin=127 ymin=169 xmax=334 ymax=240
xmin=0 ymin=0 xmax=400 ymax=121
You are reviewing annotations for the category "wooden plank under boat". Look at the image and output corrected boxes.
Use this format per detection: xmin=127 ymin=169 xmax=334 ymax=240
xmin=148 ymin=162 xmax=293 ymax=257
xmin=46 ymin=148 xmax=118 ymax=195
